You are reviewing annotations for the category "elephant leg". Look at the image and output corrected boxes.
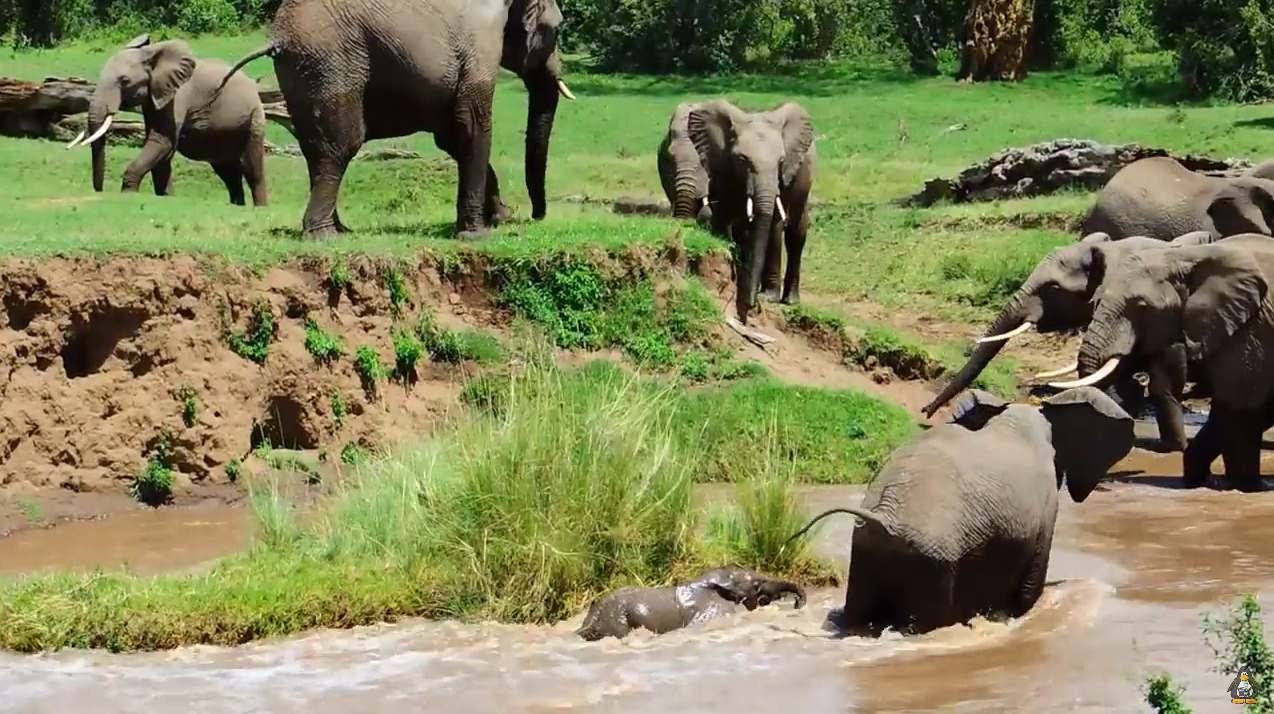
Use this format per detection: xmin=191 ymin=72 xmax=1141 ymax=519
xmin=241 ymin=136 xmax=268 ymax=207
xmin=780 ymin=201 xmax=808 ymax=305
xmin=450 ymin=99 xmax=495 ymax=238
xmin=1219 ymin=404 xmax=1266 ymax=493
xmin=760 ymin=218 xmax=783 ymax=302
xmin=150 ymin=155 xmax=174 ymax=197
xmin=1147 ymin=347 xmax=1189 ymax=452
xmin=293 ymin=95 xmax=364 ymax=237
xmin=121 ymin=135 xmax=175 ymax=193
xmin=212 ymin=162 xmax=246 ymax=206
xmin=432 ymin=132 xmax=507 ymax=226
xmin=1012 ymin=528 xmax=1054 ymax=619
xmin=903 ymin=559 xmax=957 ymax=635
xmin=1182 ymin=410 xmax=1222 ymax=488
xmin=839 ymin=576 xmax=883 ymax=637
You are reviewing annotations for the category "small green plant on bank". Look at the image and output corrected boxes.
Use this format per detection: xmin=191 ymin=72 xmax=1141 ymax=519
xmin=353 ymin=346 xmax=388 ymax=397
xmin=392 ymin=329 xmax=424 ymax=382
xmin=339 ymin=442 xmax=369 ymax=466
xmin=225 ymin=459 xmax=242 ymax=483
xmin=223 ymin=299 xmax=278 ymax=365
xmin=327 ymin=261 xmax=351 ymax=293
xmin=1145 ymin=591 xmax=1274 ymax=713
xmin=303 ymin=317 xmax=345 ymax=365
xmin=677 ymin=348 xmax=769 ymax=384
xmin=130 ymin=429 xmax=176 ymax=507
xmin=330 ymin=392 xmax=348 ymax=428
xmin=12 ymin=499 xmax=43 ymax=524
xmin=175 ymin=384 xmax=198 ymax=428
xmin=414 ymin=312 xmax=504 ymax=365
xmin=380 ymin=265 xmax=409 ymax=318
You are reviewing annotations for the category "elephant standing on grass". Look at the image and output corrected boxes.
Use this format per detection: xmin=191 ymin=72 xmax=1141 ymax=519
xmin=921 ymin=230 xmax=1216 ymax=452
xmin=220 ymin=0 xmax=575 ymax=238
xmin=1082 ymin=157 xmax=1274 ymax=241
xmin=657 ymin=102 xmax=712 ymax=222
xmin=67 ymin=34 xmax=268 ymax=206
xmin=687 ymin=99 xmax=816 ymax=327
xmin=1044 ymin=234 xmax=1274 ymax=492
xmin=789 ymin=387 xmax=1133 ymax=637
xmin=575 ymin=567 xmax=807 ymax=641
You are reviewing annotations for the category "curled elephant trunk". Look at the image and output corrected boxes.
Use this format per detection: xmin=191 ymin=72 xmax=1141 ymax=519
xmin=671 ymin=165 xmax=703 ymax=219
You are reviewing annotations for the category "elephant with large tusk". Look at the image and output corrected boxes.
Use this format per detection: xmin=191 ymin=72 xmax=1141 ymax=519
xmin=574 ymin=566 xmax=806 ymax=641
xmin=70 ymin=34 xmax=268 ymax=205
xmin=1049 ymin=233 xmax=1274 ymax=491
xmin=921 ymin=230 xmax=1218 ymax=452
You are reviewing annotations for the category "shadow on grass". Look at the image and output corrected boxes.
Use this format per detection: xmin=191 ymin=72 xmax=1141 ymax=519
xmin=561 ymin=62 xmax=920 ymax=98
xmin=1091 ymin=66 xmax=1209 ymax=109
xmin=1235 ymin=117 xmax=1274 ymax=131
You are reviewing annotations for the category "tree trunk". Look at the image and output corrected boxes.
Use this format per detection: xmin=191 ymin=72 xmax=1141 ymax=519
xmin=957 ymin=0 xmax=1035 ymax=82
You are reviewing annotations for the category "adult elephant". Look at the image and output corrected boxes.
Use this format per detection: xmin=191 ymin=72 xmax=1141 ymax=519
xmin=574 ymin=567 xmax=807 ymax=640
xmin=1081 ymin=157 xmax=1274 ymax=241
xmin=788 ymin=387 xmax=1134 ymax=637
xmin=687 ymin=99 xmax=816 ymax=325
xmin=921 ymin=230 xmax=1216 ymax=452
xmin=1046 ymin=234 xmax=1274 ymax=492
xmin=220 ymin=0 xmax=575 ymax=238
xmin=657 ymin=101 xmax=712 ymax=222
xmin=66 ymin=34 xmax=268 ymax=206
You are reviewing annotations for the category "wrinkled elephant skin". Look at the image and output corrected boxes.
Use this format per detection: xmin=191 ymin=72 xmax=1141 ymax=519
xmin=658 ymin=102 xmax=711 ymax=221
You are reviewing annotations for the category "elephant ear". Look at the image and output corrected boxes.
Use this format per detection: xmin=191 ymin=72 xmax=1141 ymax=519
xmin=1169 ymin=230 xmax=1218 ymax=248
xmin=1078 ymin=231 xmax=1112 ymax=245
xmin=687 ymin=100 xmax=745 ymax=172
xmin=124 ymin=33 xmax=151 ymax=49
xmin=521 ymin=0 xmax=562 ymax=66
xmin=767 ymin=102 xmax=814 ymax=188
xmin=1182 ymin=244 xmax=1268 ymax=361
xmin=145 ymin=40 xmax=197 ymax=110
xmin=947 ymin=389 xmax=1009 ymax=430
xmin=1042 ymin=387 xmax=1134 ymax=503
xmin=1207 ymin=183 xmax=1274 ymax=237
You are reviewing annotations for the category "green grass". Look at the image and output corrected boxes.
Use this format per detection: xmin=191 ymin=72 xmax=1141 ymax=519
xmin=0 ymin=358 xmax=836 ymax=653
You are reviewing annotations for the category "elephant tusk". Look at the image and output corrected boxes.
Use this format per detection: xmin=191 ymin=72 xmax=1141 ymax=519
xmin=65 ymin=129 xmax=87 ymax=150
xmin=556 ymin=79 xmax=576 ymax=100
xmin=776 ymin=197 xmax=787 ymax=223
xmin=1033 ymin=361 xmax=1078 ymax=380
xmin=79 ymin=115 xmax=114 ymax=147
xmin=974 ymin=321 xmax=1034 ymax=344
xmin=701 ymin=196 xmax=709 ymax=207
xmin=1048 ymin=356 xmax=1121 ymax=389
xmin=746 ymin=197 xmax=754 ymax=221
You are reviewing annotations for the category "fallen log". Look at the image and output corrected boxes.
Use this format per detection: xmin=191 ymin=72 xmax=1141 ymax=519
xmin=896 ymin=138 xmax=1256 ymax=208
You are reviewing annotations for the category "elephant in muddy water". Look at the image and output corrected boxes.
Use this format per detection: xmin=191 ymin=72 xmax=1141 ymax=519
xmin=921 ymin=229 xmax=1217 ymax=452
xmin=788 ymin=387 xmax=1134 ymax=637
xmin=658 ymin=102 xmax=712 ymax=223
xmin=220 ymin=0 xmax=574 ymax=238
xmin=1081 ymin=157 xmax=1274 ymax=241
xmin=687 ymin=99 xmax=816 ymax=325
xmin=1043 ymin=233 xmax=1274 ymax=492
xmin=574 ymin=567 xmax=807 ymax=641
xmin=66 ymin=34 xmax=268 ymax=206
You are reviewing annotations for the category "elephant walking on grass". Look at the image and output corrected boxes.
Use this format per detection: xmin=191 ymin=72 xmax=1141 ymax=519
xmin=921 ymin=230 xmax=1216 ymax=452
xmin=575 ymin=567 xmax=806 ymax=641
xmin=657 ymin=102 xmax=712 ymax=222
xmin=221 ymin=0 xmax=575 ymax=238
xmin=67 ymin=34 xmax=268 ymax=206
xmin=789 ymin=387 xmax=1133 ymax=637
xmin=686 ymin=99 xmax=816 ymax=328
xmin=1044 ymin=233 xmax=1274 ymax=492
xmin=1082 ymin=157 xmax=1274 ymax=241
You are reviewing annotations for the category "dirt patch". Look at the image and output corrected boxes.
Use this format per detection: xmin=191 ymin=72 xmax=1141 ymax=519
xmin=921 ymin=210 xmax=1081 ymax=233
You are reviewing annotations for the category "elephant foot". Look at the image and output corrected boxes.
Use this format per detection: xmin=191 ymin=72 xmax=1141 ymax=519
xmin=456 ymin=226 xmax=492 ymax=241
xmin=1155 ymin=437 xmax=1188 ymax=453
xmin=1180 ymin=471 xmax=1211 ymax=489
xmin=486 ymin=203 xmax=511 ymax=225
xmin=761 ymin=288 xmax=783 ymax=303
xmin=781 ymin=290 xmax=801 ymax=305
xmin=1229 ymin=475 xmax=1268 ymax=493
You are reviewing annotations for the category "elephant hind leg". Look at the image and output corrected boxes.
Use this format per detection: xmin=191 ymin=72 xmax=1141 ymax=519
xmin=780 ymin=194 xmax=809 ymax=305
xmin=292 ymin=94 xmax=365 ymax=237
xmin=240 ymin=135 xmax=268 ymax=207
xmin=433 ymin=132 xmax=507 ymax=226
xmin=212 ymin=162 xmax=247 ymax=206
xmin=1011 ymin=532 xmax=1054 ymax=619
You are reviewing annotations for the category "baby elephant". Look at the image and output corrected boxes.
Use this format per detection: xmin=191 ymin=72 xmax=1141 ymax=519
xmin=574 ymin=567 xmax=806 ymax=641
xmin=788 ymin=387 xmax=1134 ymax=638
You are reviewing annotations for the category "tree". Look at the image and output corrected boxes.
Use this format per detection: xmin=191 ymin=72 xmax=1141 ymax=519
xmin=958 ymin=0 xmax=1035 ymax=81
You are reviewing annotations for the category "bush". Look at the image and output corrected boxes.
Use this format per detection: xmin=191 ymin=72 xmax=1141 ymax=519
xmin=1146 ymin=0 xmax=1274 ymax=100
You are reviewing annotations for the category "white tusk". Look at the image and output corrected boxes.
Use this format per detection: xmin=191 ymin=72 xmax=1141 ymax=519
xmin=1033 ymin=361 xmax=1078 ymax=380
xmin=701 ymin=196 xmax=709 ymax=207
xmin=776 ymin=197 xmax=787 ymax=223
xmin=556 ymin=79 xmax=575 ymax=100
xmin=65 ymin=129 xmax=87 ymax=149
xmin=79 ymin=115 xmax=114 ymax=147
xmin=1048 ymin=356 xmax=1121 ymax=389
xmin=974 ymin=321 xmax=1034 ymax=344
xmin=746 ymin=197 xmax=754 ymax=221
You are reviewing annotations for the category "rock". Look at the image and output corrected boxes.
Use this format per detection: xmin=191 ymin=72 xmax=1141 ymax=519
xmin=896 ymin=138 xmax=1256 ymax=207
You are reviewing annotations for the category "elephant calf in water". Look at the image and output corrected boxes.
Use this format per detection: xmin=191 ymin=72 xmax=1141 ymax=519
xmin=788 ymin=387 xmax=1134 ymax=637
xmin=574 ymin=567 xmax=807 ymax=641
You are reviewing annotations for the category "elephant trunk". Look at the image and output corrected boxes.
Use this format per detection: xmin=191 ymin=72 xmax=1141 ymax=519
xmin=767 ymin=580 xmax=807 ymax=609
xmin=671 ymin=155 xmax=703 ymax=220
xmin=82 ymin=88 xmax=121 ymax=192
xmin=523 ymin=61 xmax=565 ymax=221
xmin=1049 ymin=301 xmax=1135 ymax=390
xmin=737 ymin=194 xmax=775 ymax=324
xmin=921 ymin=295 xmax=1033 ymax=417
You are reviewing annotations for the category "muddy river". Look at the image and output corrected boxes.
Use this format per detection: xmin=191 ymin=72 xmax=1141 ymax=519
xmin=1 ymin=443 xmax=1271 ymax=712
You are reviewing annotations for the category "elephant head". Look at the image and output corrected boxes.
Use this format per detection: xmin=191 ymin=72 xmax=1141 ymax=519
xmin=1048 ymin=236 xmax=1272 ymax=408
xmin=1245 ymin=159 xmax=1274 ymax=182
xmin=500 ymin=0 xmax=574 ymax=220
xmin=1208 ymin=177 xmax=1274 ymax=237
xmin=65 ymin=34 xmax=196 ymax=192
xmin=688 ymin=99 xmax=815 ymax=324
xmin=920 ymin=231 xmax=1213 ymax=418
xmin=950 ymin=387 xmax=1134 ymax=502
xmin=694 ymin=567 xmax=806 ymax=609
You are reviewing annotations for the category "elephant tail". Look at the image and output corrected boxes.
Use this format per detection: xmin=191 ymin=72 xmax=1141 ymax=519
xmin=215 ymin=43 xmax=280 ymax=97
xmin=783 ymin=507 xmax=890 ymax=546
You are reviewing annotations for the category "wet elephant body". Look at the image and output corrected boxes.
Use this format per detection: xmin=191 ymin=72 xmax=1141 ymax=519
xmin=574 ymin=567 xmax=806 ymax=640
xmin=1082 ymin=157 xmax=1274 ymax=241
xmin=221 ymin=0 xmax=574 ymax=238
xmin=1048 ymin=233 xmax=1274 ymax=492
xmin=67 ymin=34 xmax=268 ymax=206
xmin=922 ymin=230 xmax=1216 ymax=452
xmin=793 ymin=388 xmax=1134 ymax=637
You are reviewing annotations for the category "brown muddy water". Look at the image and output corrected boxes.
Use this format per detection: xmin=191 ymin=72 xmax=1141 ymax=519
xmin=2 ymin=444 xmax=1273 ymax=712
